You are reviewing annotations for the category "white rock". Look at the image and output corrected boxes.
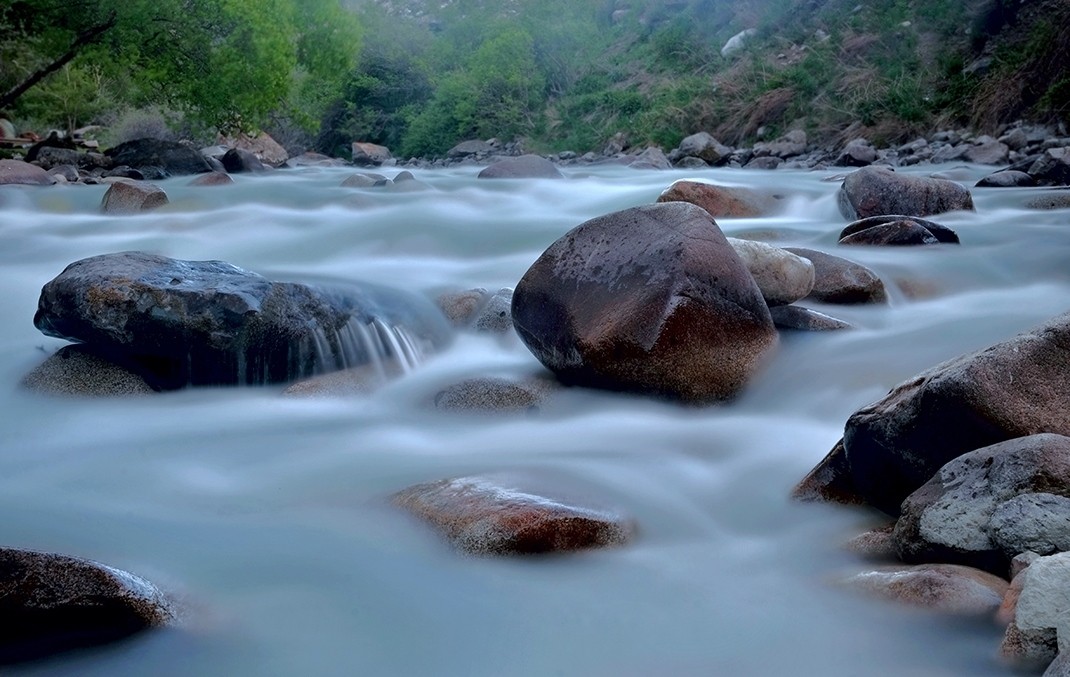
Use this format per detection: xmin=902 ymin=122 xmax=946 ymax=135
xmin=727 ymin=238 xmax=815 ymax=306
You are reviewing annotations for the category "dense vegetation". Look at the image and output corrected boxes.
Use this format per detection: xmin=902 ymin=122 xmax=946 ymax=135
xmin=2 ymin=0 xmax=1067 ymax=156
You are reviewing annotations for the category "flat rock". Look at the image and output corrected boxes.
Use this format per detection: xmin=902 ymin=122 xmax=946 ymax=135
xmin=34 ymin=252 xmax=452 ymax=389
xmin=843 ymin=563 xmax=1008 ymax=616
xmin=392 ymin=475 xmax=635 ymax=555
xmin=478 ymin=155 xmax=563 ymax=179
xmin=657 ymin=180 xmax=784 ymax=218
xmin=511 ymin=202 xmax=777 ymax=403
xmin=20 ymin=344 xmax=154 ymax=397
xmin=784 ymin=248 xmax=887 ymax=304
xmin=0 ymin=159 xmax=56 ymax=186
xmin=100 ymin=180 xmax=169 ymax=214
xmin=0 ymin=547 xmax=175 ymax=665
xmin=1025 ymin=192 xmax=1070 ymax=210
xmin=839 ymin=313 xmax=1070 ymax=515
xmin=894 ymin=435 xmax=1070 ymax=575
xmin=838 ymin=166 xmax=974 ymax=219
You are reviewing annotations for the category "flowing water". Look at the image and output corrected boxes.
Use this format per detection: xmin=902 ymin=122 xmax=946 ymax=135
xmin=1 ymin=164 xmax=1067 ymax=676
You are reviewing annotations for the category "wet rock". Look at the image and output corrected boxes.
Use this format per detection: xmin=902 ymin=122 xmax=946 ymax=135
xmin=100 ymin=180 xmax=169 ymax=214
xmin=844 ymin=523 xmax=898 ymax=561
xmin=20 ymin=344 xmax=154 ymax=397
xmin=0 ymin=547 xmax=175 ymax=665
xmin=839 ymin=313 xmax=1070 ymax=516
xmin=676 ymin=132 xmax=730 ymax=165
xmin=674 ymin=156 xmax=709 ymax=169
xmin=391 ymin=475 xmax=635 ymax=555
xmin=473 ymin=288 xmax=513 ymax=333
xmin=221 ymin=147 xmax=268 ymax=173
xmin=189 ymin=172 xmax=234 ymax=187
xmin=0 ymin=159 xmax=56 ymax=186
xmin=1025 ymin=191 xmax=1070 ymax=210
xmin=769 ymin=305 xmax=851 ymax=331
xmin=221 ymin=132 xmax=288 ymax=166
xmin=834 ymin=138 xmax=878 ymax=167
xmin=628 ymin=146 xmax=671 ymax=170
xmin=105 ymin=138 xmax=212 ymax=177
xmin=1029 ymin=148 xmax=1070 ymax=186
xmin=726 ymin=238 xmax=814 ymax=306
xmin=33 ymin=252 xmax=452 ymax=389
xmin=838 ymin=166 xmax=974 ymax=220
xmin=657 ymin=179 xmax=784 ymax=218
xmin=964 ymin=136 xmax=1010 ymax=165
xmin=432 ymin=375 xmax=557 ymax=414
xmin=33 ymin=147 xmax=84 ymax=170
xmin=843 ymin=564 xmax=1008 ymax=616
xmin=784 ymin=248 xmax=887 ymax=304
xmin=351 ymin=142 xmax=392 ymax=166
xmin=1045 ymin=652 xmax=1070 ymax=676
xmin=839 ymin=214 xmax=959 ymax=245
xmin=976 ymin=170 xmax=1036 ymax=187
xmin=1000 ymin=552 xmax=1070 ymax=671
xmin=511 ymin=202 xmax=777 ymax=403
xmin=894 ymin=435 xmax=1070 ymax=574
xmin=790 ymin=439 xmax=865 ymax=506
xmin=386 ymin=170 xmax=431 ymax=192
xmin=282 ymin=361 xmax=402 ymax=397
xmin=341 ymin=172 xmax=388 ymax=188
xmin=478 ymin=154 xmax=563 ymax=179
xmin=447 ymin=139 xmax=492 ymax=158
xmin=435 ymin=288 xmax=491 ymax=328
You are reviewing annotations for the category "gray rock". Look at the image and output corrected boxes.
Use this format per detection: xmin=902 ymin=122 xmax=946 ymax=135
xmin=341 ymin=172 xmax=388 ymax=188
xmin=21 ymin=344 xmax=154 ymax=397
xmin=511 ymin=202 xmax=777 ymax=403
xmin=838 ymin=166 xmax=975 ymax=219
xmin=976 ymin=170 xmax=1036 ymax=187
xmin=834 ymin=138 xmax=878 ymax=167
xmin=964 ymin=136 xmax=1010 ymax=165
xmin=784 ymin=248 xmax=887 ymax=304
xmin=0 ymin=547 xmax=175 ymax=664
xmin=0 ymin=159 xmax=56 ymax=185
xmin=189 ymin=172 xmax=234 ymax=187
xmin=1001 ymin=552 xmax=1070 ymax=671
xmin=1000 ymin=128 xmax=1030 ymax=152
xmin=894 ymin=435 xmax=1070 ymax=574
xmin=838 ymin=313 xmax=1070 ymax=515
xmin=47 ymin=164 xmax=80 ymax=183
xmin=478 ymin=154 xmax=563 ymax=179
xmin=102 ymin=165 xmax=144 ymax=180
xmin=392 ymin=474 xmax=635 ymax=555
xmin=1029 ymin=148 xmax=1070 ymax=186
xmin=432 ymin=375 xmax=557 ymax=414
xmin=100 ymin=180 xmax=169 ymax=214
xmin=990 ymin=493 xmax=1070 ymax=558
xmin=744 ymin=156 xmax=782 ymax=170
xmin=447 ymin=139 xmax=492 ymax=158
xmin=105 ymin=138 xmax=212 ymax=177
xmin=473 ymin=288 xmax=513 ymax=333
xmin=1025 ymin=191 xmax=1070 ymax=210
xmin=34 ymin=252 xmax=453 ymax=389
xmin=726 ymin=238 xmax=815 ymax=306
xmin=221 ymin=147 xmax=268 ymax=173
xmin=628 ymin=146 xmax=672 ymax=170
xmin=33 ymin=147 xmax=84 ymax=170
xmin=673 ymin=156 xmax=710 ymax=169
xmin=754 ymin=130 xmax=807 ymax=159
xmin=1045 ymin=652 xmax=1070 ymax=677
xmin=657 ymin=180 xmax=784 ymax=218
xmin=769 ymin=305 xmax=851 ymax=331
xmin=351 ymin=142 xmax=392 ymax=166
xmin=842 ymin=563 xmax=1008 ymax=616
xmin=676 ymin=132 xmax=730 ymax=165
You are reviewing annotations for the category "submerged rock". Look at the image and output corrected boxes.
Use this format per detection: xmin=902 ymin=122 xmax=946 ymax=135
xmin=838 ymin=166 xmax=974 ymax=220
xmin=21 ymin=344 xmax=154 ymax=397
xmin=657 ymin=180 xmax=784 ymax=218
xmin=392 ymin=475 xmax=635 ymax=555
xmin=34 ymin=252 xmax=452 ymax=389
xmin=768 ymin=305 xmax=851 ymax=331
xmin=976 ymin=170 xmax=1035 ymax=188
xmin=511 ymin=202 xmax=776 ymax=403
xmin=0 ymin=547 xmax=175 ymax=665
xmin=432 ymin=375 xmax=558 ymax=414
xmin=189 ymin=172 xmax=233 ymax=187
xmin=842 ymin=563 xmax=1008 ymax=616
xmin=839 ymin=312 xmax=1070 ymax=515
xmin=478 ymin=155 xmax=563 ymax=179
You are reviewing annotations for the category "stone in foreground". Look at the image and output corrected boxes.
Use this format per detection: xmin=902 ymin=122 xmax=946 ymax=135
xmin=837 ymin=166 xmax=974 ymax=220
xmin=1000 ymin=551 xmax=1070 ymax=672
xmin=838 ymin=312 xmax=1070 ymax=515
xmin=726 ymin=238 xmax=814 ymax=306
xmin=34 ymin=252 xmax=452 ymax=389
xmin=842 ymin=563 xmax=1008 ymax=616
xmin=511 ymin=202 xmax=776 ymax=403
xmin=0 ymin=547 xmax=175 ymax=665
xmin=392 ymin=475 xmax=635 ymax=555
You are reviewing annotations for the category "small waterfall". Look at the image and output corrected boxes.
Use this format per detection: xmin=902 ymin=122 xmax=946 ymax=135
xmin=295 ymin=315 xmax=430 ymax=384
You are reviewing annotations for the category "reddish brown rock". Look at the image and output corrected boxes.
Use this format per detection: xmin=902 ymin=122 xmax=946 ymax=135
xmin=392 ymin=475 xmax=635 ymax=555
xmin=844 ymin=523 xmax=898 ymax=562
xmin=843 ymin=563 xmax=1009 ymax=616
xmin=839 ymin=215 xmax=959 ymax=246
xmin=791 ymin=439 xmax=865 ymax=506
xmin=100 ymin=180 xmax=169 ymax=214
xmin=657 ymin=179 xmax=783 ymax=218
xmin=784 ymin=247 xmax=887 ymax=305
xmin=0 ymin=547 xmax=175 ymax=664
xmin=0 ymin=159 xmax=56 ymax=186
xmin=189 ymin=172 xmax=234 ymax=187
xmin=838 ymin=166 xmax=974 ymax=220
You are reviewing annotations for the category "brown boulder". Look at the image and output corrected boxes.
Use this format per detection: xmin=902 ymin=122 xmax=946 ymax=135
xmin=392 ymin=475 xmax=635 ymax=555
xmin=351 ymin=141 xmax=392 ymax=166
xmin=511 ymin=202 xmax=777 ymax=403
xmin=189 ymin=172 xmax=234 ymax=187
xmin=842 ymin=563 xmax=1009 ymax=616
xmin=20 ymin=344 xmax=154 ymax=397
xmin=841 ymin=312 xmax=1070 ymax=515
xmin=784 ymin=248 xmax=887 ymax=304
xmin=838 ymin=166 xmax=975 ymax=220
xmin=0 ymin=547 xmax=175 ymax=664
xmin=657 ymin=179 xmax=783 ymax=218
xmin=100 ymin=180 xmax=169 ymax=214
xmin=839 ymin=215 xmax=959 ymax=245
xmin=0 ymin=159 xmax=56 ymax=186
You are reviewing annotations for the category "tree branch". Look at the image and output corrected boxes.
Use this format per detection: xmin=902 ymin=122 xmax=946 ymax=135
xmin=0 ymin=10 xmax=117 ymax=111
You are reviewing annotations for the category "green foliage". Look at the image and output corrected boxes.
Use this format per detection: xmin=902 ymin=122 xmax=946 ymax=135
xmin=17 ymin=62 xmax=114 ymax=134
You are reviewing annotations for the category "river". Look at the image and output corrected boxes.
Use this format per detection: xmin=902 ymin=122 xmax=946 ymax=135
xmin=1 ymin=163 xmax=1066 ymax=675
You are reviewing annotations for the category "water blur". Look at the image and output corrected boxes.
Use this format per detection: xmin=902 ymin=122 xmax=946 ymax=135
xmin=1 ymin=164 xmax=1065 ymax=676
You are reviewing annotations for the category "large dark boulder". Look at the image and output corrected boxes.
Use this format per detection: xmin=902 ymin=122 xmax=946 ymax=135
xmin=0 ymin=548 xmax=175 ymax=665
xmin=838 ymin=166 xmax=975 ymax=220
xmin=840 ymin=312 xmax=1070 ymax=515
xmin=511 ymin=202 xmax=777 ymax=403
xmin=33 ymin=252 xmax=453 ymax=389
xmin=1029 ymin=148 xmax=1070 ymax=187
xmin=894 ymin=434 xmax=1070 ymax=575
xmin=477 ymin=154 xmax=563 ymax=179
xmin=104 ymin=138 xmax=212 ymax=177
xmin=221 ymin=147 xmax=268 ymax=173
xmin=392 ymin=475 xmax=635 ymax=555
xmin=838 ymin=215 xmax=960 ymax=246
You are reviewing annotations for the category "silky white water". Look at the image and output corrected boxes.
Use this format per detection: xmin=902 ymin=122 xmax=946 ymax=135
xmin=1 ymin=164 xmax=1067 ymax=676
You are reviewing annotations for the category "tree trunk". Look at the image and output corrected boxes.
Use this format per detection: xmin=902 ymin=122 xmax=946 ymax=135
xmin=0 ymin=11 xmax=117 ymax=112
